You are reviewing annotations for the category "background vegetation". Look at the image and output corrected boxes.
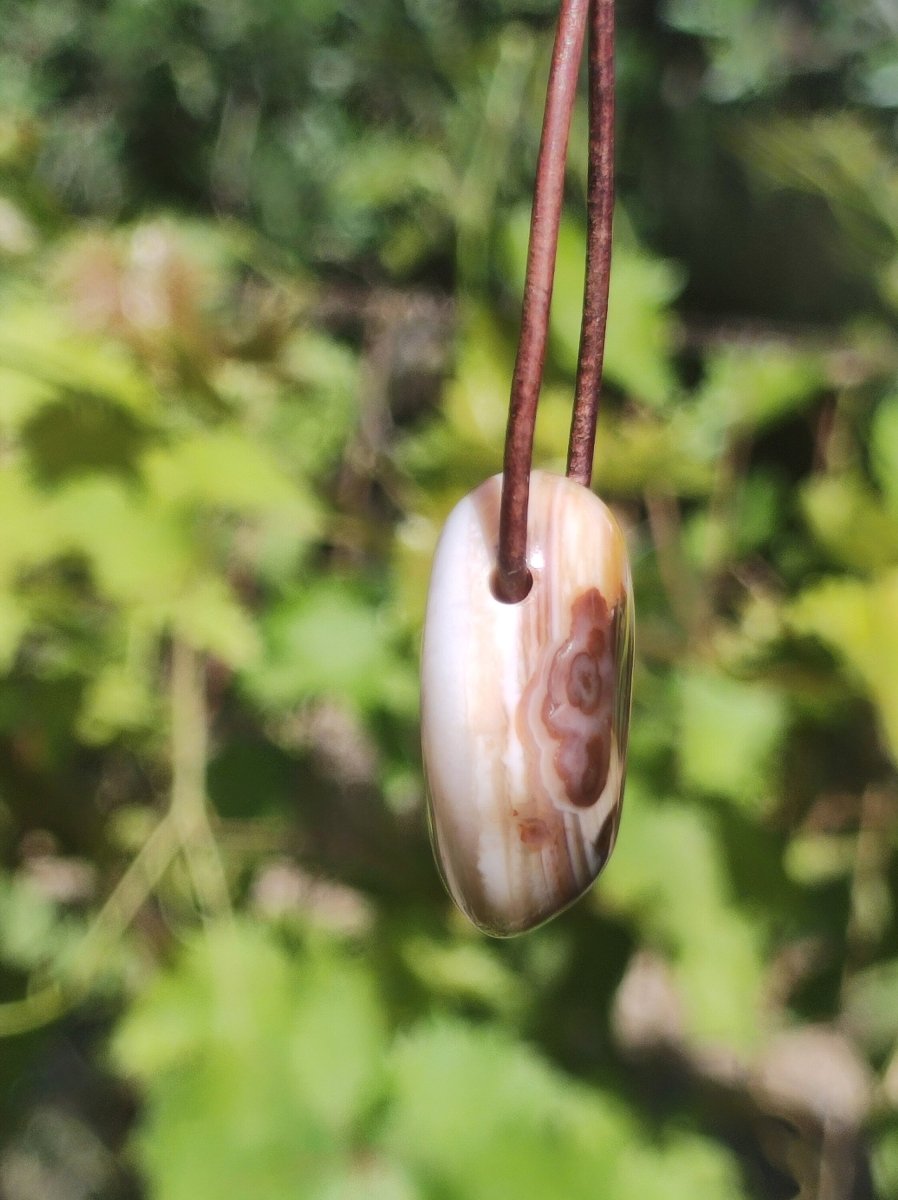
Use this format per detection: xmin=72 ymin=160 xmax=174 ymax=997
xmin=1 ymin=0 xmax=898 ymax=1195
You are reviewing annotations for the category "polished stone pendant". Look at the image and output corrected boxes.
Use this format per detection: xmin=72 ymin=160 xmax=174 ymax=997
xmin=421 ymin=470 xmax=634 ymax=936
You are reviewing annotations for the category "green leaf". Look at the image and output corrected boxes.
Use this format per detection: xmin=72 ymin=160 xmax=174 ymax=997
xmin=871 ymin=393 xmax=898 ymax=515
xmin=77 ymin=656 xmax=156 ymax=743
xmin=113 ymin=922 xmax=387 ymax=1200
xmin=603 ymin=243 xmax=684 ymax=407
xmin=676 ymin=668 xmax=787 ymax=810
xmin=612 ymin=1134 xmax=746 ymax=1200
xmin=594 ymin=411 xmax=716 ymax=497
xmin=400 ymin=935 xmax=525 ymax=1017
xmin=0 ymin=874 xmax=82 ymax=972
xmin=166 ymin=573 xmax=260 ymax=667
xmin=802 ymin=473 xmax=898 ymax=571
xmin=316 ymin=1160 xmax=418 ymax=1200
xmin=874 ymin=1123 xmax=898 ymax=1200
xmin=287 ymin=951 xmax=387 ymax=1137
xmin=382 ymin=1019 xmax=747 ymax=1200
xmin=23 ymin=393 xmax=152 ymax=483
xmin=784 ymin=833 xmax=855 ymax=885
xmin=0 ymin=464 xmax=61 ymax=584
xmin=0 ymin=363 xmax=56 ymax=436
xmin=0 ymin=297 xmax=158 ymax=413
xmin=731 ymin=470 xmax=784 ymax=556
xmin=335 ymin=134 xmax=452 ymax=211
xmin=275 ymin=331 xmax=360 ymax=476
xmin=442 ymin=307 xmax=513 ymax=453
xmin=790 ymin=572 xmax=898 ymax=762
xmin=693 ymin=344 xmax=823 ymax=442
xmin=246 ymin=582 xmax=416 ymax=716
xmin=382 ymin=1019 xmax=627 ymax=1200
xmin=53 ymin=476 xmax=191 ymax=604
xmin=665 ymin=0 xmax=787 ymax=100
xmin=144 ymin=426 xmax=319 ymax=524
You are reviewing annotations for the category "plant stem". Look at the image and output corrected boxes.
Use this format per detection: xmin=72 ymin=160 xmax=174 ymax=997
xmin=0 ymin=643 xmax=231 ymax=1039
xmin=567 ymin=0 xmax=615 ymax=487
xmin=0 ymin=815 xmax=180 ymax=1038
xmin=170 ymin=640 xmax=231 ymax=919
xmin=495 ymin=0 xmax=589 ymax=603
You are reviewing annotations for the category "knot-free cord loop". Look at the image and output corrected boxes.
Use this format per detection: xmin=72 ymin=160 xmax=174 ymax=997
xmin=494 ymin=0 xmax=615 ymax=603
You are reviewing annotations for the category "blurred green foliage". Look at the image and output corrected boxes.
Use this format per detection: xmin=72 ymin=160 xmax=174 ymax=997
xmin=2 ymin=0 xmax=898 ymax=1197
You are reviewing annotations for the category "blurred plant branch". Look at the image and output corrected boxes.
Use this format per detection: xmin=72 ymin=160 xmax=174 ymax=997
xmin=0 ymin=644 xmax=227 ymax=1037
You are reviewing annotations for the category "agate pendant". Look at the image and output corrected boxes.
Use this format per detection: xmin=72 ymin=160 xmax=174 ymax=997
xmin=421 ymin=470 xmax=634 ymax=936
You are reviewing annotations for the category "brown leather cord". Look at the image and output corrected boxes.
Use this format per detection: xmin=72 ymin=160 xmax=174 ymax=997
xmin=494 ymin=0 xmax=615 ymax=602
xmin=567 ymin=0 xmax=615 ymax=488
xmin=494 ymin=0 xmax=589 ymax=603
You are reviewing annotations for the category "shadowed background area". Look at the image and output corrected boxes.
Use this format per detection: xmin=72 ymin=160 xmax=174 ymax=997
xmin=1 ymin=0 xmax=897 ymax=1196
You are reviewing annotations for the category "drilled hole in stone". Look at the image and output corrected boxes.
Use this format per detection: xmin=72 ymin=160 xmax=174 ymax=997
xmin=490 ymin=566 xmax=533 ymax=604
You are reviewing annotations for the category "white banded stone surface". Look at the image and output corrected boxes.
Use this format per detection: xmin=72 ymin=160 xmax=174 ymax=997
xmin=421 ymin=471 xmax=633 ymax=936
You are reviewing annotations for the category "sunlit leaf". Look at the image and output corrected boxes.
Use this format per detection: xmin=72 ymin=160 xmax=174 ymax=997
xmin=113 ymin=922 xmax=387 ymax=1200
xmin=0 ymin=875 xmax=82 ymax=972
xmin=802 ymin=474 xmax=898 ymax=571
xmin=694 ymin=344 xmax=823 ymax=443
xmin=790 ymin=572 xmax=898 ymax=762
xmin=144 ymin=426 xmax=319 ymax=523
xmin=246 ymin=582 xmax=416 ymax=715
xmin=400 ymin=935 xmax=525 ymax=1017
xmin=677 ymin=668 xmax=786 ymax=810
xmin=382 ymin=1019 xmax=628 ymax=1199
xmin=871 ymin=393 xmax=898 ymax=515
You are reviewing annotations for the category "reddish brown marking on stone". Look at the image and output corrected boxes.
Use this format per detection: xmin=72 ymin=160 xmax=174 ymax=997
xmin=584 ymin=734 xmax=611 ymax=803
xmin=518 ymin=817 xmax=550 ymax=848
xmin=555 ymin=732 xmax=611 ymax=808
xmin=541 ymin=588 xmax=616 ymax=808
xmin=586 ymin=626 xmax=606 ymax=658
xmin=567 ymin=651 xmax=602 ymax=713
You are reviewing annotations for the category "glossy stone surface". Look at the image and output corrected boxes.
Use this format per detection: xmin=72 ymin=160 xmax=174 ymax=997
xmin=421 ymin=470 xmax=634 ymax=936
